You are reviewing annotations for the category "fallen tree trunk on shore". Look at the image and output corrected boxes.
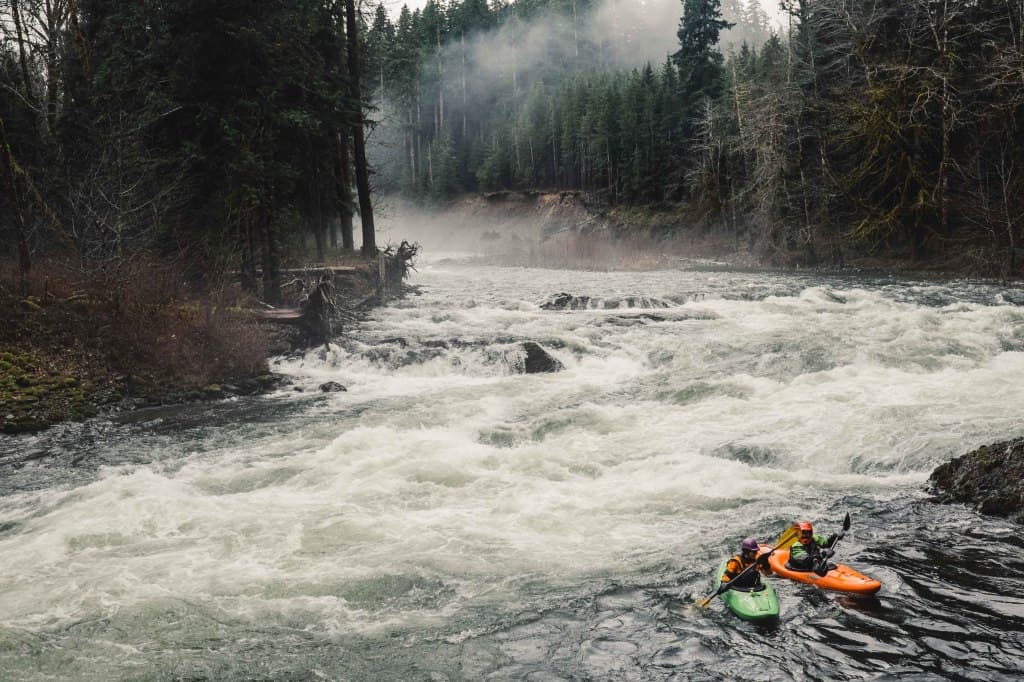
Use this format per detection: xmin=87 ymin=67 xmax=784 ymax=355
xmin=252 ymin=245 xmax=419 ymax=349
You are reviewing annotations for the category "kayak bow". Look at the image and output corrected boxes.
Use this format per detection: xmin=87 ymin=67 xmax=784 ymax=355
xmin=714 ymin=560 xmax=780 ymax=621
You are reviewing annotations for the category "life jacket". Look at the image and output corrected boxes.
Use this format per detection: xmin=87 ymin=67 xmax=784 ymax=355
xmin=788 ymin=535 xmax=826 ymax=570
xmin=723 ymin=554 xmax=761 ymax=588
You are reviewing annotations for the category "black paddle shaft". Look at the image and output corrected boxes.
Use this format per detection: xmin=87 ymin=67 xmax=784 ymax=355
xmin=830 ymin=512 xmax=852 ymax=548
xmin=711 ymin=549 xmax=772 ymax=599
xmin=817 ymin=513 xmax=852 ymax=572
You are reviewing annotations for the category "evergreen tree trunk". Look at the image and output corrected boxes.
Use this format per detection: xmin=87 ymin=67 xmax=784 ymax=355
xmin=572 ymin=0 xmax=580 ymax=61
xmin=0 ymin=118 xmax=32 ymax=284
xmin=66 ymin=0 xmax=91 ymax=80
xmin=260 ymin=199 xmax=282 ymax=305
xmin=408 ymin=110 xmax=418 ymax=188
xmin=461 ymin=32 xmax=468 ymax=140
xmin=335 ymin=128 xmax=356 ymax=250
xmin=11 ymin=0 xmax=35 ymax=106
xmin=43 ymin=5 xmax=61 ymax=135
xmin=313 ymin=200 xmax=327 ymax=263
xmin=344 ymin=0 xmax=376 ymax=255
xmin=241 ymin=217 xmax=258 ymax=294
xmin=437 ymin=26 xmax=445 ymax=132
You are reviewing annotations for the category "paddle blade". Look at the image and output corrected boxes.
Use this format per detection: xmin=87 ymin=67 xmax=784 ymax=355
xmin=843 ymin=512 xmax=851 ymax=531
xmin=774 ymin=525 xmax=799 ymax=550
xmin=696 ymin=583 xmax=726 ymax=608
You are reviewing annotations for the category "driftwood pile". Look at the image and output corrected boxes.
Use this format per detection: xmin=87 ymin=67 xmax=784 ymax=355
xmin=381 ymin=241 xmax=420 ymax=294
xmin=273 ymin=243 xmax=419 ymax=349
xmin=298 ymin=274 xmax=342 ymax=349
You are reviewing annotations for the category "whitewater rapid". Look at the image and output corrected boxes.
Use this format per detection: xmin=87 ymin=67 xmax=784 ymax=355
xmin=0 ymin=258 xmax=1022 ymax=679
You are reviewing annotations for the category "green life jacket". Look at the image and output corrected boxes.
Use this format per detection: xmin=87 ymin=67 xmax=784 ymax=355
xmin=789 ymin=534 xmax=828 ymax=569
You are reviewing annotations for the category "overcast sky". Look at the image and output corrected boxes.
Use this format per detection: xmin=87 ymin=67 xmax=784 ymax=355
xmin=377 ymin=0 xmax=427 ymax=12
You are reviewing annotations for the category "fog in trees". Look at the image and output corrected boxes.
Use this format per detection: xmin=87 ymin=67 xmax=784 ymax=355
xmin=365 ymin=0 xmax=1023 ymax=274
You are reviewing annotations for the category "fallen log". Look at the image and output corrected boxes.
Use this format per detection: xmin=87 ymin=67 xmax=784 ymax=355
xmin=253 ymin=308 xmax=303 ymax=322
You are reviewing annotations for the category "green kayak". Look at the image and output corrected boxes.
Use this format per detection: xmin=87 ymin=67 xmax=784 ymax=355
xmin=714 ymin=560 xmax=780 ymax=621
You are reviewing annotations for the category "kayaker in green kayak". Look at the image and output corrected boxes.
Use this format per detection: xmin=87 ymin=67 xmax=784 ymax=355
xmin=721 ymin=537 xmax=770 ymax=589
xmin=788 ymin=521 xmax=838 ymax=575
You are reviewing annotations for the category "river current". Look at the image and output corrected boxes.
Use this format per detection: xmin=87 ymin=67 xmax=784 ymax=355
xmin=1 ymin=256 xmax=1023 ymax=680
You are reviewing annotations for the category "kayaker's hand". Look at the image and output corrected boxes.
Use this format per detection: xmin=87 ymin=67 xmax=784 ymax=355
xmin=813 ymin=560 xmax=829 ymax=576
xmin=756 ymin=554 xmax=770 ymax=569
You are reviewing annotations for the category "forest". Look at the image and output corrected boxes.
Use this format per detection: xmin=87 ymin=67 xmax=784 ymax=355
xmin=365 ymin=0 xmax=1024 ymax=273
xmin=2 ymin=0 xmax=1023 ymax=278
xmin=1 ymin=0 xmax=378 ymax=305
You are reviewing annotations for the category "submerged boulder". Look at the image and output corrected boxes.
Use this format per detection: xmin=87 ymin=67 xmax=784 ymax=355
xmin=929 ymin=438 xmax=1024 ymax=523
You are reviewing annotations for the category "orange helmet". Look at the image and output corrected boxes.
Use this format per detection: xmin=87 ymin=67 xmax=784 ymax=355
xmin=796 ymin=521 xmax=813 ymax=532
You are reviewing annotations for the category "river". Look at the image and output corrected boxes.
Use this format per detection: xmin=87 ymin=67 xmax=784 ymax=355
xmin=1 ymin=255 xmax=1023 ymax=680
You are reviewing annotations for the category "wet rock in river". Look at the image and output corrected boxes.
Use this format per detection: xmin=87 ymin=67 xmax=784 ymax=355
xmin=502 ymin=342 xmax=565 ymax=374
xmin=319 ymin=381 xmax=348 ymax=393
xmin=541 ymin=293 xmax=591 ymax=310
xmin=521 ymin=342 xmax=564 ymax=374
xmin=541 ymin=293 xmax=674 ymax=311
xmin=929 ymin=437 xmax=1024 ymax=523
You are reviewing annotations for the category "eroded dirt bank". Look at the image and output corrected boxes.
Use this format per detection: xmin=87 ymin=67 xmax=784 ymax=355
xmin=391 ymin=192 xmax=1021 ymax=277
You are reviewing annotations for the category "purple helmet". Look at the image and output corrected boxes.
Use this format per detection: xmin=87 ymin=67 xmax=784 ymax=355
xmin=741 ymin=537 xmax=759 ymax=553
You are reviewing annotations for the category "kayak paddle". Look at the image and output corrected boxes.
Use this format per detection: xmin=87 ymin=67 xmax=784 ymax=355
xmin=697 ymin=525 xmax=798 ymax=608
xmin=774 ymin=523 xmax=801 ymax=550
xmin=815 ymin=512 xmax=852 ymax=575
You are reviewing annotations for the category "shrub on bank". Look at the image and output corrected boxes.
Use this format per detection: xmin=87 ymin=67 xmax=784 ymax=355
xmin=0 ymin=256 xmax=270 ymax=432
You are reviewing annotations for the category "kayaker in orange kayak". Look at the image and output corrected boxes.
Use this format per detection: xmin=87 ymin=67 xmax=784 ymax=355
xmin=721 ymin=537 xmax=770 ymax=589
xmin=763 ymin=513 xmax=883 ymax=595
xmin=788 ymin=521 xmax=837 ymax=575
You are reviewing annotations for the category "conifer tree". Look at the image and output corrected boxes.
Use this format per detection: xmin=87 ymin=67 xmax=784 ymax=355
xmin=674 ymin=0 xmax=732 ymax=113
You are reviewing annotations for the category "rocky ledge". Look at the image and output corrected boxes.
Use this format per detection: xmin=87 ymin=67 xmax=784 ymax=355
xmin=929 ymin=438 xmax=1024 ymax=523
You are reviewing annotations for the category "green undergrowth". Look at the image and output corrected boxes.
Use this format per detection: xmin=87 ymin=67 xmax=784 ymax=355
xmin=0 ymin=348 xmax=101 ymax=433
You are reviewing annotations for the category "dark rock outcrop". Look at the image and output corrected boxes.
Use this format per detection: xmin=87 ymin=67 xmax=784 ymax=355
xmin=929 ymin=438 xmax=1024 ymax=523
xmin=521 ymin=342 xmax=564 ymax=374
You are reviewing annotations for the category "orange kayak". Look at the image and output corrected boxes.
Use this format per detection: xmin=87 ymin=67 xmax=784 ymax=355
xmin=759 ymin=546 xmax=882 ymax=595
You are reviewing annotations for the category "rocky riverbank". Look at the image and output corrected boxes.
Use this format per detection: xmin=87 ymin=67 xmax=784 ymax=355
xmin=929 ymin=438 xmax=1024 ymax=523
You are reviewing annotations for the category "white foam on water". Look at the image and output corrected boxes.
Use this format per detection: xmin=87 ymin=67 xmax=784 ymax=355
xmin=0 ymin=264 xmax=1022 ymax=642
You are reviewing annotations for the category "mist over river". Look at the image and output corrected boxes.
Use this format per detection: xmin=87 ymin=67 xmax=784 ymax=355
xmin=1 ymin=254 xmax=1023 ymax=680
